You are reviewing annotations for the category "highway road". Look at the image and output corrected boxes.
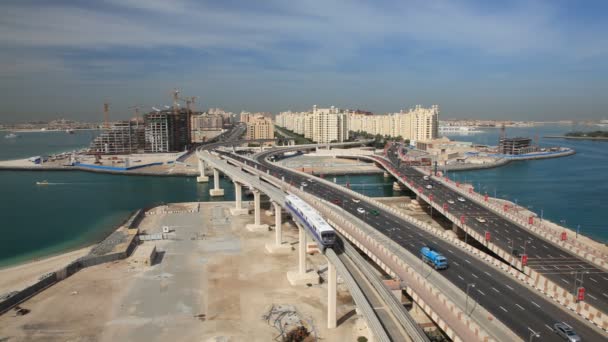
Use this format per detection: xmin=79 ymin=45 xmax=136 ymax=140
xmin=215 ymin=149 xmax=607 ymax=341
xmin=383 ymin=144 xmax=608 ymax=315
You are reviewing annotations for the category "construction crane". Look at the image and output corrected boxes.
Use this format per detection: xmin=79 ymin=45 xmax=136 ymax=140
xmin=182 ymin=96 xmax=199 ymax=113
xmin=171 ymin=88 xmax=180 ymax=114
xmin=103 ymin=102 xmax=110 ymax=129
xmin=128 ymin=104 xmax=145 ymax=121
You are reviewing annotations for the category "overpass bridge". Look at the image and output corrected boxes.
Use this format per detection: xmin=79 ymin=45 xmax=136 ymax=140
xmin=194 ymin=133 xmax=607 ymax=341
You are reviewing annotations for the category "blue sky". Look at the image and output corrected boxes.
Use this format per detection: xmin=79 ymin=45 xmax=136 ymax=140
xmin=1 ymin=0 xmax=607 ymax=122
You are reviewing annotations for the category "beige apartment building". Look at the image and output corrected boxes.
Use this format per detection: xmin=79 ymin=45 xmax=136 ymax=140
xmin=348 ymin=105 xmax=439 ymax=142
xmin=245 ymin=115 xmax=274 ymax=140
xmin=275 ymin=105 xmax=349 ymax=143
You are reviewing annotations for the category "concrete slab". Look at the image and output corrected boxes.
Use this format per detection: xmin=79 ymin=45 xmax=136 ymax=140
xmin=265 ymin=243 xmax=293 ymax=254
xmin=287 ymin=270 xmax=320 ymax=286
xmin=229 ymin=208 xmax=249 ymax=216
xmin=209 ymin=189 xmax=225 ymax=197
xmin=246 ymin=224 xmax=269 ymax=232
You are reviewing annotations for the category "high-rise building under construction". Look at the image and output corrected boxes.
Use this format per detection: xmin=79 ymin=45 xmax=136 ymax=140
xmin=144 ymin=110 xmax=190 ymax=152
xmin=88 ymin=119 xmax=145 ymax=154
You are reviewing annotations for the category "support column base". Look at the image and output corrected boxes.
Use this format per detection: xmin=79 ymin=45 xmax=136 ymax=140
xmin=197 ymin=176 xmax=209 ymax=183
xmin=246 ymin=224 xmax=269 ymax=232
xmin=265 ymin=243 xmax=293 ymax=254
xmin=286 ymin=270 xmax=320 ymax=286
xmin=264 ymin=210 xmax=275 ymax=217
xmin=230 ymin=208 xmax=249 ymax=216
xmin=209 ymin=189 xmax=225 ymax=197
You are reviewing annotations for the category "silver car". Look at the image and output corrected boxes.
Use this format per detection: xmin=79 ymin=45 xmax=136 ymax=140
xmin=553 ymin=322 xmax=581 ymax=342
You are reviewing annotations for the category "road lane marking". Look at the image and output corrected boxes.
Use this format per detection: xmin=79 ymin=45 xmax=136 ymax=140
xmin=447 ymin=249 xmax=454 ymax=254
xmin=499 ymin=306 xmax=508 ymax=312
xmin=531 ymin=301 xmax=541 ymax=308
xmin=491 ymin=287 xmax=500 ymax=293
xmin=543 ymin=245 xmax=548 ymax=249
xmin=458 ymin=275 xmax=464 ymax=281
xmin=477 ymin=289 xmax=486 ymax=296
xmin=453 ymin=262 xmax=460 ymax=266
xmin=465 ymin=259 xmax=471 ymax=264
xmin=515 ymin=304 xmax=525 ymax=310
xmin=471 ymin=273 xmax=478 ymax=278
xmin=588 ymin=294 xmax=598 ymax=300
xmin=561 ymin=278 xmax=569 ymax=284
xmin=484 ymin=271 xmax=492 ymax=277
xmin=544 ymin=324 xmax=553 ymax=331
xmin=590 ymin=277 xmax=598 ymax=283
xmin=505 ymin=284 xmax=514 ymax=291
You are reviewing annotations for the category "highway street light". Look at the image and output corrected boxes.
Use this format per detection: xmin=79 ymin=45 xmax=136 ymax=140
xmin=465 ymin=283 xmax=476 ymax=315
xmin=529 ymin=329 xmax=540 ymax=342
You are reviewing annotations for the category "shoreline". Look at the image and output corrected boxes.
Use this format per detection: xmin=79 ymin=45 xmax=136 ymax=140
xmin=544 ymin=135 xmax=608 ymax=141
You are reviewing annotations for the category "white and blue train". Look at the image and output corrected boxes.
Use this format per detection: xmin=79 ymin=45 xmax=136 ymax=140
xmin=285 ymin=194 xmax=337 ymax=250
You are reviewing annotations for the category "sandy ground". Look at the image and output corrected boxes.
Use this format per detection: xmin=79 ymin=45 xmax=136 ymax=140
xmin=0 ymin=247 xmax=91 ymax=295
xmin=0 ymin=202 xmax=363 ymax=342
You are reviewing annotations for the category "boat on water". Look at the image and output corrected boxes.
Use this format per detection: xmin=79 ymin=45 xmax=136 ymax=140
xmin=4 ymin=133 xmax=18 ymax=139
xmin=36 ymin=180 xmax=49 ymax=186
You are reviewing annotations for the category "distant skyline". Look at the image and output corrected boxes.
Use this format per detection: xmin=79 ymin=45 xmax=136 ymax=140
xmin=1 ymin=0 xmax=608 ymax=122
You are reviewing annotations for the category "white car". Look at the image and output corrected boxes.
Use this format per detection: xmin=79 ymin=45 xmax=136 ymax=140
xmin=352 ymin=198 xmax=361 ymax=203
xmin=447 ymin=199 xmax=455 ymax=204
xmin=423 ymin=176 xmax=430 ymax=181
xmin=457 ymin=197 xmax=466 ymax=202
xmin=357 ymin=207 xmax=365 ymax=214
xmin=475 ymin=217 xmax=486 ymax=223
xmin=301 ymin=182 xmax=307 ymax=187
xmin=425 ymin=184 xmax=433 ymax=190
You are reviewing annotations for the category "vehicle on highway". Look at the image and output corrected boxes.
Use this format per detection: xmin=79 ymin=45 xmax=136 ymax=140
xmin=553 ymin=322 xmax=581 ymax=342
xmin=420 ymin=246 xmax=449 ymax=270
xmin=352 ymin=198 xmax=361 ymax=203
xmin=370 ymin=209 xmax=380 ymax=216
xmin=301 ymin=182 xmax=307 ymax=187
xmin=357 ymin=207 xmax=365 ymax=214
xmin=457 ymin=197 xmax=466 ymax=202
xmin=475 ymin=217 xmax=486 ymax=223
xmin=332 ymin=198 xmax=341 ymax=205
xmin=426 ymin=184 xmax=433 ymax=190
xmin=447 ymin=199 xmax=455 ymax=204
xmin=285 ymin=194 xmax=336 ymax=250
xmin=307 ymin=178 xmax=314 ymax=183
xmin=423 ymin=175 xmax=430 ymax=181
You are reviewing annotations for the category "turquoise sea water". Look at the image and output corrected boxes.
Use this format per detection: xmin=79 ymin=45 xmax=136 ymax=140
xmin=444 ymin=124 xmax=608 ymax=243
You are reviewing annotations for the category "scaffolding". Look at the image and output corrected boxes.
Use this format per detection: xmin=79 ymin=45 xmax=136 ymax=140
xmin=88 ymin=120 xmax=145 ymax=154
xmin=144 ymin=110 xmax=190 ymax=153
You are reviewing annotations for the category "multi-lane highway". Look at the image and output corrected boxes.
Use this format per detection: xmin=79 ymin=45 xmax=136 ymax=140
xmin=384 ymin=144 xmax=608 ymax=314
xmin=214 ymin=149 xmax=607 ymax=341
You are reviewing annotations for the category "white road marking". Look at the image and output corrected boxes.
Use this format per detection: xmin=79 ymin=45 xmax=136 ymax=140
xmin=477 ymin=289 xmax=486 ymax=296
xmin=465 ymin=259 xmax=471 ymax=264
xmin=499 ymin=306 xmax=508 ymax=312
xmin=505 ymin=284 xmax=514 ymax=291
xmin=543 ymin=245 xmax=548 ymax=249
xmin=590 ymin=277 xmax=598 ymax=283
xmin=491 ymin=287 xmax=500 ymax=293
xmin=545 ymin=324 xmax=553 ymax=331
xmin=531 ymin=245 xmax=537 ymax=249
xmin=471 ymin=273 xmax=479 ymax=278
xmin=453 ymin=262 xmax=460 ymax=266
xmin=531 ymin=301 xmax=541 ymax=308
xmin=484 ymin=271 xmax=492 ymax=277
xmin=602 ymin=293 xmax=608 ymax=298
xmin=447 ymin=249 xmax=454 ymax=254
xmin=515 ymin=304 xmax=525 ymax=310
xmin=561 ymin=278 xmax=569 ymax=284
xmin=458 ymin=275 xmax=464 ymax=281
xmin=588 ymin=294 xmax=598 ymax=300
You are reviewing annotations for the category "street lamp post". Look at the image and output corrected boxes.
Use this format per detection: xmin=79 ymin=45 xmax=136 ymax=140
xmin=529 ymin=329 xmax=540 ymax=342
xmin=466 ymin=283 xmax=476 ymax=315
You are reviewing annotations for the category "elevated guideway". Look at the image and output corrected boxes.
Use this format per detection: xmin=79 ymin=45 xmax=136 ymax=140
xmin=195 ymin=148 xmax=427 ymax=342
xmin=212 ymin=147 xmax=608 ymax=341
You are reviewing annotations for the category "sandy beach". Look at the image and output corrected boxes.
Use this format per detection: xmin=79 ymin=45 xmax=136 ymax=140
xmin=0 ymin=246 xmax=91 ymax=295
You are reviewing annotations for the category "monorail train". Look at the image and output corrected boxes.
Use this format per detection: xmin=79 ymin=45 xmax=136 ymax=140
xmin=285 ymin=194 xmax=337 ymax=250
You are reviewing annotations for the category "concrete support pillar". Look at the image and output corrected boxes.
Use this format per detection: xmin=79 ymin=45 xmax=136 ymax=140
xmin=299 ymin=227 xmax=307 ymax=274
xmin=230 ymin=181 xmax=248 ymax=216
xmin=266 ymin=202 xmax=291 ymax=254
xmin=209 ymin=168 xmax=224 ymax=196
xmin=327 ymin=261 xmax=337 ymax=329
xmin=197 ymin=159 xmax=209 ymax=182
xmin=287 ymin=225 xmax=319 ymax=285
xmin=246 ymin=189 xmax=268 ymax=231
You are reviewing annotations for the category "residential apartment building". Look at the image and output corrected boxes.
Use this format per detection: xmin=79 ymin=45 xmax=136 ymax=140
xmin=348 ymin=105 xmax=439 ymax=143
xmin=275 ymin=105 xmax=349 ymax=143
xmin=245 ymin=115 xmax=274 ymax=140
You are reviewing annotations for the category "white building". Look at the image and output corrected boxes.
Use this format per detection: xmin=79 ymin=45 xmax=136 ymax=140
xmin=275 ymin=105 xmax=349 ymax=143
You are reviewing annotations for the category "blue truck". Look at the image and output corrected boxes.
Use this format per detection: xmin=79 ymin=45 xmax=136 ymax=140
xmin=420 ymin=247 xmax=449 ymax=270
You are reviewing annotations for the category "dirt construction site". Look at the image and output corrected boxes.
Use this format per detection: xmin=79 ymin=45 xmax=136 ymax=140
xmin=0 ymin=201 xmax=373 ymax=342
